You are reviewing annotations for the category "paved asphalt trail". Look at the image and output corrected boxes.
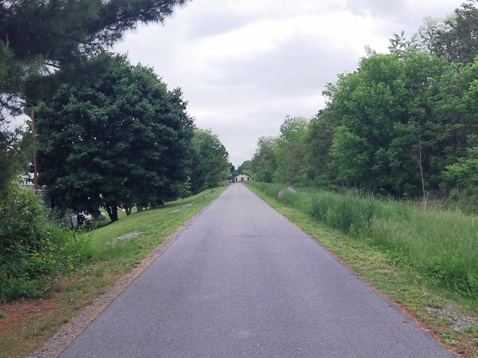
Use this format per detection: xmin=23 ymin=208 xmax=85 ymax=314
xmin=60 ymin=184 xmax=455 ymax=358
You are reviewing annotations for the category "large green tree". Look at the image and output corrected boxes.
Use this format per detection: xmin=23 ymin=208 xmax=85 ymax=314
xmin=250 ymin=136 xmax=278 ymax=183
xmin=36 ymin=55 xmax=194 ymax=221
xmin=190 ymin=129 xmax=229 ymax=194
xmin=322 ymin=54 xmax=408 ymax=193
xmin=415 ymin=0 xmax=478 ymax=64
xmin=273 ymin=116 xmax=308 ymax=185
xmin=301 ymin=113 xmax=334 ymax=188
xmin=322 ymin=50 xmax=453 ymax=197
xmin=441 ymin=57 xmax=478 ymax=184
xmin=0 ymin=120 xmax=29 ymax=190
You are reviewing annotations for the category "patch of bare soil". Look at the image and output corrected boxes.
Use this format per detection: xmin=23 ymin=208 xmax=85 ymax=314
xmin=0 ymin=299 xmax=55 ymax=335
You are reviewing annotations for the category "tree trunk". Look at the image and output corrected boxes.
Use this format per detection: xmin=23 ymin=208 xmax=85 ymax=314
xmin=137 ymin=203 xmax=147 ymax=212
xmin=106 ymin=205 xmax=119 ymax=222
xmin=417 ymin=140 xmax=427 ymax=208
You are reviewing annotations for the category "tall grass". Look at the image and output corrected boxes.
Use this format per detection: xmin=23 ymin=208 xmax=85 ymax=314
xmin=250 ymin=182 xmax=478 ymax=297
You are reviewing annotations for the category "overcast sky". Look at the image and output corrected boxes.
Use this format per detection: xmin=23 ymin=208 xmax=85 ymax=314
xmin=114 ymin=0 xmax=465 ymax=168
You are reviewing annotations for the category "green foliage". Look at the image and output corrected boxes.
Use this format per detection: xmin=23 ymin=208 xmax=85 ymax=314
xmin=273 ymin=116 xmax=308 ymax=185
xmin=251 ymin=117 xmax=309 ymax=186
xmin=443 ymin=146 xmax=478 ymax=187
xmin=0 ymin=41 xmax=24 ymax=112
xmin=322 ymin=51 xmax=456 ymax=196
xmin=250 ymin=45 xmax=478 ymax=200
xmin=0 ymin=0 xmax=190 ymax=108
xmin=0 ymin=123 xmax=28 ymax=193
xmin=251 ymin=182 xmax=478 ymax=298
xmin=36 ymin=55 xmax=194 ymax=221
xmin=301 ymin=115 xmax=334 ymax=188
xmin=251 ymin=136 xmax=278 ymax=183
xmin=190 ymin=129 xmax=230 ymax=194
xmin=444 ymin=186 xmax=478 ymax=215
xmin=0 ymin=182 xmax=92 ymax=302
xmin=419 ymin=0 xmax=478 ymax=64
xmin=0 ymin=0 xmax=189 ymax=194
xmin=388 ymin=31 xmax=415 ymax=54
xmin=329 ymin=126 xmax=372 ymax=188
xmin=0 ymin=39 xmax=30 ymax=193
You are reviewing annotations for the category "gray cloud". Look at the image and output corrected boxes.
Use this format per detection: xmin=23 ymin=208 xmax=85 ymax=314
xmin=183 ymin=7 xmax=252 ymax=40
xmin=115 ymin=0 xmax=465 ymax=167
xmin=345 ymin=0 xmax=406 ymax=18
xmin=210 ymin=34 xmax=360 ymax=95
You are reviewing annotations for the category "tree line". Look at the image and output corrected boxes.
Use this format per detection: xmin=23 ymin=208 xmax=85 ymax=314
xmin=250 ymin=0 xmax=478 ymax=206
xmin=0 ymin=0 xmax=232 ymax=222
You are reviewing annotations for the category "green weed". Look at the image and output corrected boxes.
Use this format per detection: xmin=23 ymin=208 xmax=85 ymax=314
xmin=440 ymin=329 xmax=460 ymax=346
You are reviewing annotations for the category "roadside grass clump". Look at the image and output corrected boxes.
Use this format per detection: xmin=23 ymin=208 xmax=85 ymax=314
xmin=370 ymin=210 xmax=478 ymax=296
xmin=446 ymin=187 xmax=478 ymax=215
xmin=252 ymin=182 xmax=283 ymax=199
xmin=249 ymin=182 xmax=478 ymax=299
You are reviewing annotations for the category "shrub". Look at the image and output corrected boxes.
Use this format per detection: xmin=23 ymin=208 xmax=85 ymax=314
xmin=0 ymin=182 xmax=92 ymax=301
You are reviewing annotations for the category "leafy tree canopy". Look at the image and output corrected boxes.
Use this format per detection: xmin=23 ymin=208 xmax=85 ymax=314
xmin=415 ymin=0 xmax=478 ymax=64
xmin=301 ymin=114 xmax=334 ymax=188
xmin=190 ymin=129 xmax=229 ymax=194
xmin=36 ymin=54 xmax=194 ymax=221
xmin=251 ymin=136 xmax=278 ymax=183
xmin=273 ymin=116 xmax=308 ymax=185
xmin=0 ymin=0 xmax=189 ymax=194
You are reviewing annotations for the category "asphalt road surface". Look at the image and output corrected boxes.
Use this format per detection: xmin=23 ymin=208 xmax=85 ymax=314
xmin=60 ymin=184 xmax=456 ymax=358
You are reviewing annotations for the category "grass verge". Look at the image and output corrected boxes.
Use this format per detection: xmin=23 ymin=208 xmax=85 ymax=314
xmin=248 ymin=183 xmax=478 ymax=358
xmin=0 ymin=187 xmax=225 ymax=358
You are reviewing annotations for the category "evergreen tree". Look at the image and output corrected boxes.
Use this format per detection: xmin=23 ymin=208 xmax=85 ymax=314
xmin=0 ymin=0 xmax=189 ymax=193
